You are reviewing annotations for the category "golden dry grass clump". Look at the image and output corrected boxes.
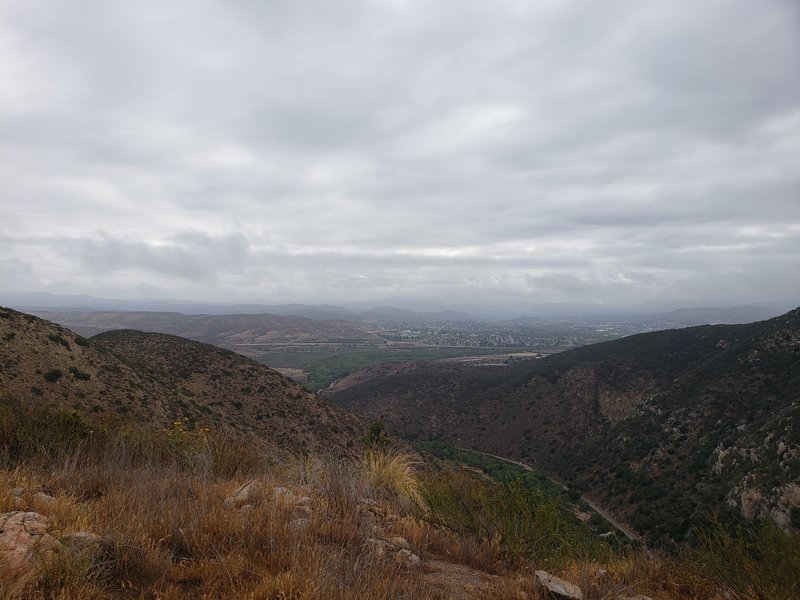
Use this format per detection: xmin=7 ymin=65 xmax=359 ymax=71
xmin=361 ymin=449 xmax=423 ymax=508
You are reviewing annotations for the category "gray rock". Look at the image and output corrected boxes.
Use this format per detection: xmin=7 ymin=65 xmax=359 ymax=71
xmin=63 ymin=531 xmax=111 ymax=560
xmin=223 ymin=479 xmax=263 ymax=510
xmin=535 ymin=570 xmax=583 ymax=600
xmin=32 ymin=492 xmax=55 ymax=505
xmin=394 ymin=548 xmax=421 ymax=568
xmin=0 ymin=512 xmax=58 ymax=598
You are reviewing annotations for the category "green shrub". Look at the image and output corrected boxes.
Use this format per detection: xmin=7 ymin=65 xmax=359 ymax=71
xmin=0 ymin=399 xmax=107 ymax=466
xmin=48 ymin=333 xmax=71 ymax=349
xmin=44 ymin=369 xmax=63 ymax=382
xmin=695 ymin=519 xmax=800 ymax=600
xmin=69 ymin=366 xmax=91 ymax=381
xmin=364 ymin=420 xmax=390 ymax=450
xmin=420 ymin=467 xmax=613 ymax=568
xmin=0 ymin=397 xmax=266 ymax=477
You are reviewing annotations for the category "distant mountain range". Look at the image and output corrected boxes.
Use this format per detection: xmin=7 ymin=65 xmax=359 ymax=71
xmin=329 ymin=307 xmax=800 ymax=547
xmin=1 ymin=290 xmax=792 ymax=321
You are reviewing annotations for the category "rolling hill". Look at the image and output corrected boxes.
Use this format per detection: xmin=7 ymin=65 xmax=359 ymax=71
xmin=330 ymin=307 xmax=800 ymax=546
xmin=0 ymin=307 xmax=364 ymax=457
xmin=25 ymin=310 xmax=382 ymax=346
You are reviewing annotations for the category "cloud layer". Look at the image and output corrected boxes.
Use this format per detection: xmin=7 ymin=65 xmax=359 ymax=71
xmin=2 ymin=0 xmax=798 ymax=307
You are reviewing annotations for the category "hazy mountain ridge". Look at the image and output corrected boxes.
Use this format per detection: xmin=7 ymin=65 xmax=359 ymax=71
xmin=330 ymin=308 xmax=800 ymax=545
xmin=26 ymin=310 xmax=381 ymax=348
xmin=4 ymin=290 xmax=789 ymax=321
xmin=0 ymin=307 xmax=364 ymax=457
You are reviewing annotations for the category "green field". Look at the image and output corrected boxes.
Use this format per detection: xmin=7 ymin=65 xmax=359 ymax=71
xmin=250 ymin=345 xmax=529 ymax=391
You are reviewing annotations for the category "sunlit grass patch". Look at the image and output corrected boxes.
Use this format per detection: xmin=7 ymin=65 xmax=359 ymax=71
xmin=362 ymin=449 xmax=423 ymax=509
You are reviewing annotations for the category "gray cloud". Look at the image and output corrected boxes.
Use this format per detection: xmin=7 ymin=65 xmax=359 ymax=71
xmin=1 ymin=0 xmax=798 ymax=308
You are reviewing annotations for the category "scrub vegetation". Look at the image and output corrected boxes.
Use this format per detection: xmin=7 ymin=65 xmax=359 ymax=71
xmin=2 ymin=401 xmax=798 ymax=599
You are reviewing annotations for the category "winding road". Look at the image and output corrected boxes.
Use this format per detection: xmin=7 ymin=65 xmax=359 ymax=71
xmin=456 ymin=447 xmax=642 ymax=543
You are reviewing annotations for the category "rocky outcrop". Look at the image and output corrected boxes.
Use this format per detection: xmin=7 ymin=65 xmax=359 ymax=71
xmin=774 ymin=482 xmax=800 ymax=529
xmin=535 ymin=570 xmax=583 ymax=599
xmin=365 ymin=535 xmax=421 ymax=568
xmin=0 ymin=512 xmax=57 ymax=598
xmin=394 ymin=548 xmax=421 ymax=568
xmin=223 ymin=479 xmax=265 ymax=509
xmin=740 ymin=488 xmax=764 ymax=520
xmin=63 ymin=531 xmax=112 ymax=561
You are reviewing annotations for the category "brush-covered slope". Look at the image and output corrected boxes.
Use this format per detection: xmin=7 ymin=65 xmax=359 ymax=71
xmin=0 ymin=307 xmax=364 ymax=457
xmin=331 ymin=308 xmax=800 ymax=545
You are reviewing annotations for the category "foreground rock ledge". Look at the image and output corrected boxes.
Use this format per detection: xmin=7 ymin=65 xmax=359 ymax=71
xmin=0 ymin=511 xmax=57 ymax=598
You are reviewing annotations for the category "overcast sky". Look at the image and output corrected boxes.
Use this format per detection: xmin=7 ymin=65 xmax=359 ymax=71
xmin=1 ymin=0 xmax=798 ymax=309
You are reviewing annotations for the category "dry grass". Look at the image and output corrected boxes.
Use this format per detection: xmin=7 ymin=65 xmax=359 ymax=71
xmin=361 ymin=449 xmax=423 ymax=509
xmin=1 ymin=404 xmax=796 ymax=599
xmin=2 ymin=460 xmax=444 ymax=599
xmin=3 ymin=454 xmax=796 ymax=600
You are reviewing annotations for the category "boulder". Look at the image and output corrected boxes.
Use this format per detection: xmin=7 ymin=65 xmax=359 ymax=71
xmin=0 ymin=512 xmax=58 ymax=598
xmin=32 ymin=492 xmax=55 ymax=505
xmin=535 ymin=570 xmax=583 ymax=600
xmin=740 ymin=488 xmax=763 ymax=519
xmin=394 ymin=548 xmax=421 ymax=568
xmin=62 ymin=531 xmax=111 ymax=562
xmin=223 ymin=479 xmax=264 ymax=509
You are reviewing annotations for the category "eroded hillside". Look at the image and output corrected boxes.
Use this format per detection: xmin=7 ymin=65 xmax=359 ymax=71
xmin=0 ymin=307 xmax=363 ymax=457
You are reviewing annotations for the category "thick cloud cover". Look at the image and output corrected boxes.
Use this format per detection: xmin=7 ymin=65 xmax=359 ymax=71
xmin=1 ymin=0 xmax=798 ymax=307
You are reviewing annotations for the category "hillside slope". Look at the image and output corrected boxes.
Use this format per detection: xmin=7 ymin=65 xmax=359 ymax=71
xmin=331 ymin=308 xmax=800 ymax=545
xmin=0 ymin=308 xmax=364 ymax=457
